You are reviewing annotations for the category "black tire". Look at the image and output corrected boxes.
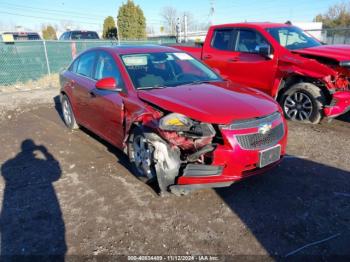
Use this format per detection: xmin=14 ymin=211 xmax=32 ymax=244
xmin=127 ymin=127 xmax=157 ymax=184
xmin=61 ymin=94 xmax=79 ymax=130
xmin=280 ymin=83 xmax=326 ymax=124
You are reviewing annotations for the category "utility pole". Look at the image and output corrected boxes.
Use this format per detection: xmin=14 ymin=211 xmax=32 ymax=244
xmin=209 ymin=0 xmax=215 ymax=25
xmin=114 ymin=17 xmax=121 ymax=44
xmin=176 ymin=17 xmax=181 ymax=43
xmin=184 ymin=15 xmax=188 ymax=43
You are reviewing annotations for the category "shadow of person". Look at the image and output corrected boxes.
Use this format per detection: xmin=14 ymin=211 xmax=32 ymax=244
xmin=0 ymin=139 xmax=66 ymax=260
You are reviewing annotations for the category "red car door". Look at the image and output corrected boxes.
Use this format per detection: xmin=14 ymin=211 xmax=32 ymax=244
xmin=72 ymin=51 xmax=98 ymax=128
xmin=227 ymin=28 xmax=277 ymax=95
xmin=88 ymin=51 xmax=125 ymax=147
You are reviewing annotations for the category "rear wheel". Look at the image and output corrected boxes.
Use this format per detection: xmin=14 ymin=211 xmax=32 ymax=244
xmin=61 ymin=95 xmax=79 ymax=130
xmin=280 ymin=83 xmax=326 ymax=124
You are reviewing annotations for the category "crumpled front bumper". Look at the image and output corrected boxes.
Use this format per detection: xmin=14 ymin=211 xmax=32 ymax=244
xmin=324 ymin=91 xmax=350 ymax=118
xmin=174 ymin=116 xmax=288 ymax=188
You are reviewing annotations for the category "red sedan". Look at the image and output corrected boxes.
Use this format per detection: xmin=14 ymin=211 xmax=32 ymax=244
xmin=59 ymin=45 xmax=288 ymax=195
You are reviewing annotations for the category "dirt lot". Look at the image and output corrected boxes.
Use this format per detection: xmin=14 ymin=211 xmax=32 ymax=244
xmin=0 ymin=87 xmax=349 ymax=259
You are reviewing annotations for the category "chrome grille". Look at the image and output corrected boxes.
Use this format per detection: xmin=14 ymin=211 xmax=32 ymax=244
xmin=236 ymin=123 xmax=284 ymax=150
xmin=223 ymin=112 xmax=281 ymax=130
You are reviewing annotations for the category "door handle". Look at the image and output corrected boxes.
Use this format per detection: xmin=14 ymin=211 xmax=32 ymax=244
xmin=227 ymin=57 xmax=239 ymax=62
xmin=203 ymin=54 xmax=212 ymax=60
xmin=89 ymin=90 xmax=98 ymax=98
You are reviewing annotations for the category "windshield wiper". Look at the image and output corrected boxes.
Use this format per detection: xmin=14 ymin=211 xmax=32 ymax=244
xmin=137 ymin=85 xmax=167 ymax=90
xmin=185 ymin=80 xmax=222 ymax=85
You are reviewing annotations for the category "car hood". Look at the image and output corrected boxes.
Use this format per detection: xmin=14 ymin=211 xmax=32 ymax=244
xmin=137 ymin=83 xmax=279 ymax=125
xmin=293 ymin=45 xmax=350 ymax=62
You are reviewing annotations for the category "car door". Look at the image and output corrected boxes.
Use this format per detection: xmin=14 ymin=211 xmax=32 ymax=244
xmin=202 ymin=28 xmax=239 ymax=80
xmin=227 ymin=28 xmax=277 ymax=95
xmin=90 ymin=51 xmax=125 ymax=147
xmin=72 ymin=51 xmax=97 ymax=128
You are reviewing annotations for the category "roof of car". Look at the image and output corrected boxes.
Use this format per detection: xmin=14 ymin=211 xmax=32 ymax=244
xmin=87 ymin=45 xmax=180 ymax=55
xmin=211 ymin=22 xmax=292 ymax=29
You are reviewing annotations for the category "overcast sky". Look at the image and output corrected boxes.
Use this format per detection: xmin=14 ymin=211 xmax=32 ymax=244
xmin=0 ymin=0 xmax=339 ymax=32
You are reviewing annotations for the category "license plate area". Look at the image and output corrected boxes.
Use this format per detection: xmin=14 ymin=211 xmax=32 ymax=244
xmin=258 ymin=145 xmax=281 ymax=168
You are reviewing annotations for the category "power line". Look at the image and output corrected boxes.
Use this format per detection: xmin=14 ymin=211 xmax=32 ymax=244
xmin=0 ymin=10 xmax=101 ymax=26
xmin=0 ymin=2 xmax=109 ymax=18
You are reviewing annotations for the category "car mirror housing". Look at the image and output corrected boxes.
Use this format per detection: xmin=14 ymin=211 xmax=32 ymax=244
xmin=95 ymin=77 xmax=122 ymax=91
xmin=257 ymin=45 xmax=273 ymax=59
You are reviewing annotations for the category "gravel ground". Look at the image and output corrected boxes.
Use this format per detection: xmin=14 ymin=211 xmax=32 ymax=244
xmin=0 ymin=87 xmax=349 ymax=260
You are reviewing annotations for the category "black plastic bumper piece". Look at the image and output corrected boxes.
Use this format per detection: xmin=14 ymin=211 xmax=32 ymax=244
xmin=183 ymin=164 xmax=223 ymax=177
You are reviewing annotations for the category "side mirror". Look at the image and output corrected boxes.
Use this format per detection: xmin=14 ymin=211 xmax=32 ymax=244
xmin=95 ymin=77 xmax=122 ymax=91
xmin=257 ymin=45 xmax=273 ymax=58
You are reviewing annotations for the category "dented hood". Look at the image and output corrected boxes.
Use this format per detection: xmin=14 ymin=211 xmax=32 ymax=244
xmin=293 ymin=45 xmax=350 ymax=62
xmin=138 ymin=83 xmax=279 ymax=124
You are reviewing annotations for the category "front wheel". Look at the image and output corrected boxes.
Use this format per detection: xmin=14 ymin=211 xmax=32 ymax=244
xmin=128 ymin=127 xmax=157 ymax=183
xmin=280 ymin=83 xmax=326 ymax=124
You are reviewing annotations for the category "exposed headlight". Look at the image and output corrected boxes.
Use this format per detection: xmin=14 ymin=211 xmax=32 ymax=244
xmin=159 ymin=113 xmax=193 ymax=132
xmin=159 ymin=113 xmax=216 ymax=137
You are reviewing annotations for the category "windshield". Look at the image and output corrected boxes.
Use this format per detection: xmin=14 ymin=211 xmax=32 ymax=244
xmin=120 ymin=52 xmax=221 ymax=89
xmin=266 ymin=26 xmax=322 ymax=50
xmin=71 ymin=31 xmax=99 ymax=40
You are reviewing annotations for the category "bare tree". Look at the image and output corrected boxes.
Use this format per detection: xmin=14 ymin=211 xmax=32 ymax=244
xmin=314 ymin=2 xmax=350 ymax=28
xmin=160 ymin=6 xmax=177 ymax=35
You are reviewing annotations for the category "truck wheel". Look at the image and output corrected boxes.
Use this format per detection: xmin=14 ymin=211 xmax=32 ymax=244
xmin=61 ymin=94 xmax=79 ymax=130
xmin=280 ymin=83 xmax=326 ymax=124
xmin=128 ymin=127 xmax=157 ymax=184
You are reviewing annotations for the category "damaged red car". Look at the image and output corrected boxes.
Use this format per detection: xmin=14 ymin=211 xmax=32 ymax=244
xmin=59 ymin=46 xmax=287 ymax=195
xmin=174 ymin=23 xmax=350 ymax=123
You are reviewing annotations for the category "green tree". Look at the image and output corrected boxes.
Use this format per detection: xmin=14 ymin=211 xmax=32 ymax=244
xmin=314 ymin=2 xmax=350 ymax=28
xmin=103 ymin=16 xmax=118 ymax=39
xmin=117 ymin=0 xmax=146 ymax=40
xmin=42 ymin=25 xmax=57 ymax=40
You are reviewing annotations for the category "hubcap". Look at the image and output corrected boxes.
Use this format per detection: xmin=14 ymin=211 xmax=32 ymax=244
xmin=284 ymin=92 xmax=313 ymax=121
xmin=132 ymin=135 xmax=153 ymax=178
xmin=63 ymin=99 xmax=72 ymax=126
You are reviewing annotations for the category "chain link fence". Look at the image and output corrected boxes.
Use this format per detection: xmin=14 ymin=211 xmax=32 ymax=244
xmin=0 ymin=39 xmax=176 ymax=86
xmin=306 ymin=28 xmax=350 ymax=45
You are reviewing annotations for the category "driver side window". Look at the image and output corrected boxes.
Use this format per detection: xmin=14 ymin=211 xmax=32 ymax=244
xmin=94 ymin=52 xmax=125 ymax=89
xmin=236 ymin=29 xmax=270 ymax=53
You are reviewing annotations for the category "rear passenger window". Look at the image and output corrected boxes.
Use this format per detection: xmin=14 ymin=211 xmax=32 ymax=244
xmin=69 ymin=58 xmax=79 ymax=73
xmin=211 ymin=29 xmax=237 ymax=51
xmin=76 ymin=52 xmax=96 ymax=78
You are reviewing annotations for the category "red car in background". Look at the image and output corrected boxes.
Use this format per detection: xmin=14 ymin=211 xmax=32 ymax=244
xmin=60 ymin=45 xmax=287 ymax=195
xmin=174 ymin=23 xmax=350 ymax=124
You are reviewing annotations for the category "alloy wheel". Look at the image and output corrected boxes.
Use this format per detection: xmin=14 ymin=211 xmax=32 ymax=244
xmin=63 ymin=98 xmax=73 ymax=126
xmin=284 ymin=91 xmax=313 ymax=121
xmin=132 ymin=135 xmax=154 ymax=179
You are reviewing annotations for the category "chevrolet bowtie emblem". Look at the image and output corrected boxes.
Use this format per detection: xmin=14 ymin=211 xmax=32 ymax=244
xmin=258 ymin=124 xmax=272 ymax=135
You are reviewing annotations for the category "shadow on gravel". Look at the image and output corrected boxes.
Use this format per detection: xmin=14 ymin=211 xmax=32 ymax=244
xmin=54 ymin=96 xmax=64 ymax=122
xmin=0 ymin=139 xmax=66 ymax=260
xmin=77 ymin=126 xmax=161 ymax=193
xmin=216 ymin=157 xmax=350 ymax=258
xmin=337 ymin=111 xmax=350 ymax=123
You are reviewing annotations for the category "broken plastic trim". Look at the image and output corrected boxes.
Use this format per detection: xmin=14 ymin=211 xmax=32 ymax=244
xmin=339 ymin=61 xmax=350 ymax=68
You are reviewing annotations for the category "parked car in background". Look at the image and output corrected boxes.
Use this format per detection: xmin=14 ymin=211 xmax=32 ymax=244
xmin=59 ymin=45 xmax=288 ymax=195
xmin=59 ymin=30 xmax=100 ymax=40
xmin=173 ymin=22 xmax=350 ymax=124
xmin=2 ymin=32 xmax=41 ymax=40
